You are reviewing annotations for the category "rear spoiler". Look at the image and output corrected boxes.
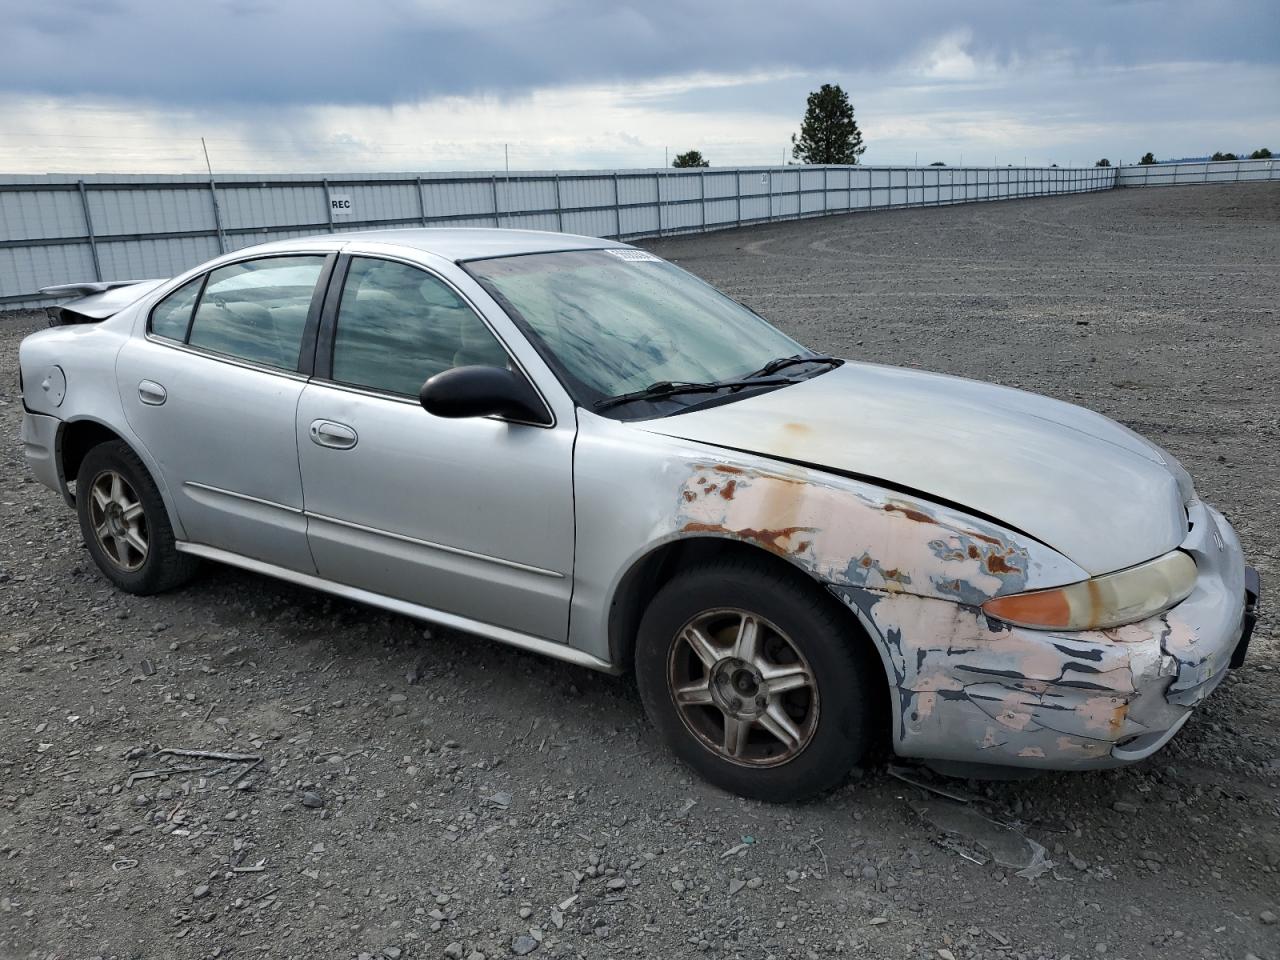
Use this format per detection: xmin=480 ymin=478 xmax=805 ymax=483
xmin=39 ymin=278 xmax=168 ymax=326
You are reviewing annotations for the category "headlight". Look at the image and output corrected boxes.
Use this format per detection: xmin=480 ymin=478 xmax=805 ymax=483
xmin=981 ymin=550 xmax=1197 ymax=630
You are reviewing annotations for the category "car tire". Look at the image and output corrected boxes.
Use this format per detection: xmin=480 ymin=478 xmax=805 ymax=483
xmin=635 ymin=556 xmax=878 ymax=802
xmin=75 ymin=440 xmax=198 ymax=595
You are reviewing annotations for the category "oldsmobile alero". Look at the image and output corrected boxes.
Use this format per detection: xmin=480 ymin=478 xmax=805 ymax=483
xmin=19 ymin=229 xmax=1260 ymax=800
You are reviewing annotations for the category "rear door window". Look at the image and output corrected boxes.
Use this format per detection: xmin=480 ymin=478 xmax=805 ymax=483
xmin=186 ymin=256 xmax=325 ymax=370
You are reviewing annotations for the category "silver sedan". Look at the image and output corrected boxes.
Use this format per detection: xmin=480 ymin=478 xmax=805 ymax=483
xmin=19 ymin=229 xmax=1259 ymax=801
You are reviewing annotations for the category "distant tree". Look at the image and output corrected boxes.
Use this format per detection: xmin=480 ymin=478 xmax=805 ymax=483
xmin=791 ymin=84 xmax=865 ymax=165
xmin=1095 ymin=158 xmax=1111 ymax=167
xmin=1138 ymin=152 xmax=1157 ymax=165
xmin=1250 ymin=147 xmax=1272 ymax=159
xmin=929 ymin=161 xmax=946 ymax=166
xmin=672 ymin=150 xmax=709 ymax=168
xmin=1211 ymin=151 xmax=1239 ymax=161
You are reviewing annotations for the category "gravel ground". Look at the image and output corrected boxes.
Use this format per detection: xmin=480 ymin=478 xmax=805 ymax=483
xmin=1 ymin=183 xmax=1277 ymax=960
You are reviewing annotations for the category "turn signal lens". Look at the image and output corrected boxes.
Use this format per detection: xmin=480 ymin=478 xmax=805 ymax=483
xmin=981 ymin=550 xmax=1197 ymax=631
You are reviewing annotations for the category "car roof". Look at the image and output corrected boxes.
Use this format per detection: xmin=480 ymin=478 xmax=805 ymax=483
xmin=243 ymin=227 xmax=629 ymax=262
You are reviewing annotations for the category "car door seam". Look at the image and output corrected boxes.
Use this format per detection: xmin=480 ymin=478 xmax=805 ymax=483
xmin=294 ymin=383 xmax=322 ymax=575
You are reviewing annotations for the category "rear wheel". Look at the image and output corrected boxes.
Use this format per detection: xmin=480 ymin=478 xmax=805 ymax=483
xmin=75 ymin=440 xmax=198 ymax=594
xmin=635 ymin=557 xmax=878 ymax=802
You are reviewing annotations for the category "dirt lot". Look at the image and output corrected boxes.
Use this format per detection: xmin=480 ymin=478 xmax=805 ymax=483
xmin=1 ymin=183 xmax=1277 ymax=960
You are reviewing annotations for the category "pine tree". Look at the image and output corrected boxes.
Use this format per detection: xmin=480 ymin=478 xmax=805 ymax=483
xmin=791 ymin=84 xmax=865 ymax=165
xmin=672 ymin=150 xmax=709 ymax=168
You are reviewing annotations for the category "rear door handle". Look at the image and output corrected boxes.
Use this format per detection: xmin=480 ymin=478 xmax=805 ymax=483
xmin=309 ymin=419 xmax=358 ymax=450
xmin=138 ymin=380 xmax=167 ymax=405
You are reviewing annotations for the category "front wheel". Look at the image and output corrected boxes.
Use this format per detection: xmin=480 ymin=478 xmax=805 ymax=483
xmin=635 ymin=557 xmax=879 ymax=802
xmin=75 ymin=440 xmax=198 ymax=595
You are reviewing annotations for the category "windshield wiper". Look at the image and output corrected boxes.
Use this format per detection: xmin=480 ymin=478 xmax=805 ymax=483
xmin=743 ymin=354 xmax=842 ymax=379
xmin=593 ymin=377 xmax=795 ymax=411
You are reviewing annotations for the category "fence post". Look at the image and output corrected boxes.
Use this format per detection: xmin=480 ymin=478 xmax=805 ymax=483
xmin=613 ymin=172 xmax=622 ymax=238
xmin=553 ymin=174 xmax=564 ymax=232
xmin=491 ymin=176 xmax=501 ymax=228
xmin=323 ymin=179 xmax=335 ymax=233
xmin=794 ymin=166 xmax=801 ymax=219
xmin=416 ymin=176 xmax=428 ymax=226
xmin=735 ymin=171 xmax=742 ymax=228
xmin=656 ymin=170 xmax=663 ymax=238
xmin=76 ymin=180 xmax=103 ymax=281
xmin=207 ymin=176 xmax=227 ymax=253
xmin=699 ymin=169 xmax=707 ymax=232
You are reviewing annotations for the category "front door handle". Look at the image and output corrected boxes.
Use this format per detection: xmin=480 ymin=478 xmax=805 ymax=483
xmin=138 ymin=380 xmax=167 ymax=406
xmin=309 ymin=419 xmax=358 ymax=450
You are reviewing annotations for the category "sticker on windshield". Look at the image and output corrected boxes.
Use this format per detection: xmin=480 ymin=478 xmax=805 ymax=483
xmin=605 ymin=249 xmax=662 ymax=263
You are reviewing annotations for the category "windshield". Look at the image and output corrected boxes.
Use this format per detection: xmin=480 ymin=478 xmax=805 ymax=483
xmin=464 ymin=249 xmax=813 ymax=408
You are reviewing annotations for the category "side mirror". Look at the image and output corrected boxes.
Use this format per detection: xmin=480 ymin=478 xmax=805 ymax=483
xmin=419 ymin=365 xmax=549 ymax=424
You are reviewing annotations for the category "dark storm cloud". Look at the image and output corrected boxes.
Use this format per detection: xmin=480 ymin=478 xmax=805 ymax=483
xmin=2 ymin=0 xmax=1277 ymax=106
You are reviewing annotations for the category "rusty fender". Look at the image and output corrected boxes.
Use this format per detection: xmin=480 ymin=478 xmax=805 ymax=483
xmin=673 ymin=461 xmax=1194 ymax=768
xmin=674 ymin=461 xmax=1081 ymax=602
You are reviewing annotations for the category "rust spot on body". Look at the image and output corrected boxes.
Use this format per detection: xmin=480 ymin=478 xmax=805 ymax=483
xmin=681 ymin=521 xmax=815 ymax=555
xmin=719 ymin=479 xmax=737 ymax=500
xmin=985 ymin=553 xmax=1020 ymax=575
xmin=883 ymin=503 xmax=935 ymax=525
xmin=713 ymin=464 xmax=744 ymax=475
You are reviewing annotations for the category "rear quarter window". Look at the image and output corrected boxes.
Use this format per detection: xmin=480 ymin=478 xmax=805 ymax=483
xmin=149 ymin=276 xmax=204 ymax=341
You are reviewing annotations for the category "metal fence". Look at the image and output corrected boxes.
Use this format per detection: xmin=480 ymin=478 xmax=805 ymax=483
xmin=1116 ymin=157 xmax=1278 ymax=187
xmin=6 ymin=157 xmax=1275 ymax=309
xmin=1 ymin=164 xmax=1119 ymax=308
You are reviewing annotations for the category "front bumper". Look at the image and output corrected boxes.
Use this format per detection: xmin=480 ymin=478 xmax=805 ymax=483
xmin=836 ymin=500 xmax=1255 ymax=771
xmin=20 ymin=410 xmax=63 ymax=495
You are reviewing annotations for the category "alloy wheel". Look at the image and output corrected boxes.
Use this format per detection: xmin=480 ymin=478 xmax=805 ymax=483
xmin=87 ymin=469 xmax=149 ymax=572
xmin=667 ymin=607 xmax=820 ymax=767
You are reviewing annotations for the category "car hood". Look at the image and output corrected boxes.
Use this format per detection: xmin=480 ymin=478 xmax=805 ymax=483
xmin=641 ymin=362 xmax=1192 ymax=575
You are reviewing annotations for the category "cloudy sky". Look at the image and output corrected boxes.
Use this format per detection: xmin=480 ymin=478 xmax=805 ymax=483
xmin=1 ymin=0 xmax=1276 ymax=173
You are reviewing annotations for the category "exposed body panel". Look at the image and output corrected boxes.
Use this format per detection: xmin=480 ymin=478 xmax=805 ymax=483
xmin=567 ymin=411 xmax=1089 ymax=662
xmin=832 ymin=501 xmax=1246 ymax=768
xmin=642 ymin=362 xmax=1191 ymax=575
